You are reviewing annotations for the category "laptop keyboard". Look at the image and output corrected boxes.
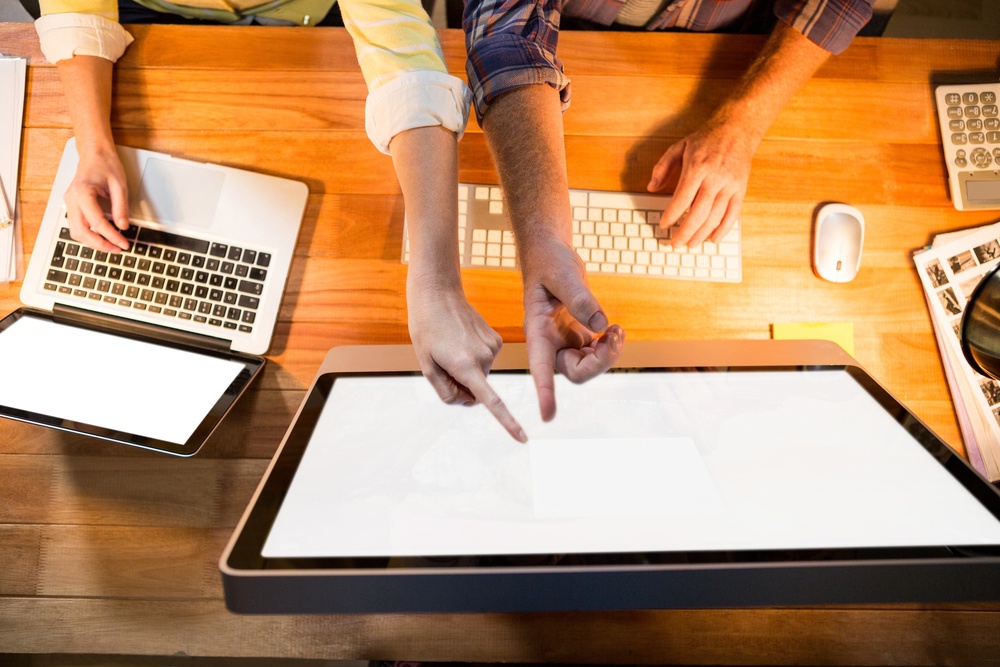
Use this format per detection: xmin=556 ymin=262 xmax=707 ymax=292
xmin=43 ymin=224 xmax=271 ymax=335
xmin=402 ymin=183 xmax=742 ymax=282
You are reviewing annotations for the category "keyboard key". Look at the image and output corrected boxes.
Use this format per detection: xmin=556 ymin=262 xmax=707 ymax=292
xmin=238 ymin=280 xmax=264 ymax=295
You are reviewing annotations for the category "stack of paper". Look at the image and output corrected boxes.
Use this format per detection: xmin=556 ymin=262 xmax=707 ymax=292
xmin=0 ymin=55 xmax=27 ymax=285
xmin=913 ymin=221 xmax=1000 ymax=482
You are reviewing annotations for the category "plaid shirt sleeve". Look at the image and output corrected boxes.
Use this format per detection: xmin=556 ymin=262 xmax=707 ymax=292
xmin=776 ymin=0 xmax=873 ymax=55
xmin=463 ymin=0 xmax=570 ymax=124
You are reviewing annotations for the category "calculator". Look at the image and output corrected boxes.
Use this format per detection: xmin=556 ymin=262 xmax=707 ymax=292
xmin=934 ymin=83 xmax=1000 ymax=211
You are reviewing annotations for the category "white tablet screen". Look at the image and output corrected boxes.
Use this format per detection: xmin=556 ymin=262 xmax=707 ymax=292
xmin=263 ymin=370 xmax=1000 ymax=558
xmin=0 ymin=315 xmax=246 ymax=445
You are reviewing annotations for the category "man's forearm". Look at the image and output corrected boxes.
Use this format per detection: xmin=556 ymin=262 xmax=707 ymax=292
xmin=481 ymin=84 xmax=572 ymax=253
xmin=56 ymin=55 xmax=116 ymax=157
xmin=710 ymin=20 xmax=832 ymax=145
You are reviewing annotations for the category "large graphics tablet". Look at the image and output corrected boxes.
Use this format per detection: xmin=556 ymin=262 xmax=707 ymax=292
xmin=221 ymin=341 xmax=1000 ymax=613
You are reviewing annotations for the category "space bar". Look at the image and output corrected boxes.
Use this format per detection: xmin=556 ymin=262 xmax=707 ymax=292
xmin=584 ymin=191 xmax=672 ymax=211
xmin=136 ymin=228 xmax=211 ymax=254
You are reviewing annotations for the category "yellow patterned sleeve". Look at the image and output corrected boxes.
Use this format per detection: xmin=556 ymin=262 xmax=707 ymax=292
xmin=39 ymin=0 xmax=118 ymax=19
xmin=337 ymin=0 xmax=447 ymax=90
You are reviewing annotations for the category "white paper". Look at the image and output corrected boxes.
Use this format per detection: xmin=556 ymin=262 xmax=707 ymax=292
xmin=529 ymin=437 xmax=724 ymax=518
xmin=0 ymin=55 xmax=27 ymax=284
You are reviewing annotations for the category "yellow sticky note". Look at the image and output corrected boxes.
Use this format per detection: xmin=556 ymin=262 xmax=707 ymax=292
xmin=771 ymin=322 xmax=855 ymax=356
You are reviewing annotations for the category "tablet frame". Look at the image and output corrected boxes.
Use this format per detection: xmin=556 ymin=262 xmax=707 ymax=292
xmin=220 ymin=341 xmax=1000 ymax=613
xmin=0 ymin=307 xmax=264 ymax=456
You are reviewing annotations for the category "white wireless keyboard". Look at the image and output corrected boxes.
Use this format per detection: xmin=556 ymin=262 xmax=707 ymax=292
xmin=402 ymin=183 xmax=742 ymax=282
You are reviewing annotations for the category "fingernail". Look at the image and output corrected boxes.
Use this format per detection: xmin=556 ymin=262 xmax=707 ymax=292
xmin=517 ymin=428 xmax=528 ymax=443
xmin=588 ymin=311 xmax=609 ymax=332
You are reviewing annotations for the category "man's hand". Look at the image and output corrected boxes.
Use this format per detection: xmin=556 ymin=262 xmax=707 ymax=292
xmin=64 ymin=147 xmax=131 ymax=253
xmin=407 ymin=278 xmax=527 ymax=442
xmin=520 ymin=235 xmax=624 ymax=422
xmin=646 ymin=117 xmax=753 ymax=248
xmin=647 ymin=20 xmax=834 ymax=249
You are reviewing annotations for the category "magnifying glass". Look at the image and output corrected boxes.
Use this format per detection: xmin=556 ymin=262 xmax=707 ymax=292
xmin=962 ymin=262 xmax=1000 ymax=379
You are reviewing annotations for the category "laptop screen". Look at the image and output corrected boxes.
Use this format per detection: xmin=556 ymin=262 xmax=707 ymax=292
xmin=0 ymin=309 xmax=261 ymax=455
xmin=261 ymin=368 xmax=1000 ymax=560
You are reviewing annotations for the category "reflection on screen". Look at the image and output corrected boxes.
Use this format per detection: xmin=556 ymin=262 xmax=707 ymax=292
xmin=263 ymin=370 xmax=1000 ymax=558
xmin=0 ymin=316 xmax=245 ymax=444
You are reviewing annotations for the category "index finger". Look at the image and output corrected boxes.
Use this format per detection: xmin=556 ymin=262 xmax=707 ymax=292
xmin=78 ymin=195 xmax=130 ymax=251
xmin=461 ymin=369 xmax=527 ymax=443
xmin=526 ymin=332 xmax=558 ymax=423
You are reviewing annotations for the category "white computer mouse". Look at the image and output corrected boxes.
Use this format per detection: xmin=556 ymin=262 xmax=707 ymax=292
xmin=812 ymin=203 xmax=864 ymax=283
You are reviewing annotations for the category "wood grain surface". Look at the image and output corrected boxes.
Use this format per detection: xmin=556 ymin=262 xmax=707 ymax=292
xmin=2 ymin=22 xmax=1000 ymax=665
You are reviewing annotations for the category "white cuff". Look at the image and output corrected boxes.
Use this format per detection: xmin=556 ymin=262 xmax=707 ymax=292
xmin=365 ymin=71 xmax=473 ymax=156
xmin=35 ymin=13 xmax=134 ymax=64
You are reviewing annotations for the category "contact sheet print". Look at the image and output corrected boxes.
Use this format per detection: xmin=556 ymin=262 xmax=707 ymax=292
xmin=914 ymin=221 xmax=1000 ymax=482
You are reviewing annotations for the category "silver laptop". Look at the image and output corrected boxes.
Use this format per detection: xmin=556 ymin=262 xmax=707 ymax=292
xmin=0 ymin=138 xmax=307 ymax=456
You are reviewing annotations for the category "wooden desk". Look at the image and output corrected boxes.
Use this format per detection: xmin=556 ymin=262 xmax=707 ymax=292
xmin=2 ymin=22 xmax=1000 ymax=665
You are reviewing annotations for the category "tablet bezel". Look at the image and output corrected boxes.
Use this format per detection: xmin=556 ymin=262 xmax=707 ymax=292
xmin=0 ymin=307 xmax=264 ymax=456
xmin=221 ymin=344 xmax=1000 ymax=613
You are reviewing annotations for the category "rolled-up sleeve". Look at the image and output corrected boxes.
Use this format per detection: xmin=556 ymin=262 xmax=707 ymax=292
xmin=463 ymin=0 xmax=569 ymax=124
xmin=366 ymin=70 xmax=473 ymax=154
xmin=35 ymin=0 xmax=133 ymax=64
xmin=340 ymin=0 xmax=473 ymax=154
xmin=776 ymin=0 xmax=873 ymax=55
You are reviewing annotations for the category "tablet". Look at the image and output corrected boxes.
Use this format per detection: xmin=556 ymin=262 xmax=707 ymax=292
xmin=221 ymin=341 xmax=1000 ymax=613
xmin=0 ymin=308 xmax=263 ymax=456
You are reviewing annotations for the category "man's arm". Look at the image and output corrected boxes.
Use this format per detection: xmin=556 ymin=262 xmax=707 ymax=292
xmin=482 ymin=84 xmax=623 ymax=422
xmin=647 ymin=20 xmax=832 ymax=247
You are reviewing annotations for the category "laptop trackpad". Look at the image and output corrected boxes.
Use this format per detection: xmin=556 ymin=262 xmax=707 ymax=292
xmin=132 ymin=157 xmax=224 ymax=230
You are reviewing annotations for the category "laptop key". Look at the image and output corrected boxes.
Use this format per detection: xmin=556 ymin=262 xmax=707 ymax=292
xmin=47 ymin=269 xmax=69 ymax=283
xmin=238 ymin=294 xmax=259 ymax=309
xmin=139 ymin=229 xmax=209 ymax=254
xmin=238 ymin=280 xmax=263 ymax=295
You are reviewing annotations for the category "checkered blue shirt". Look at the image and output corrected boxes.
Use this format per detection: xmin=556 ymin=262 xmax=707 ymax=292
xmin=464 ymin=0 xmax=874 ymax=122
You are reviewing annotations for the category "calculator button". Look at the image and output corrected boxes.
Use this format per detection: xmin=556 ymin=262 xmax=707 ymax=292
xmin=950 ymin=119 xmax=966 ymax=131
xmin=966 ymin=105 xmax=982 ymax=119
xmin=989 ymin=131 xmax=1000 ymax=144
xmin=963 ymin=92 xmax=980 ymax=105
xmin=972 ymin=148 xmax=992 ymax=168
xmin=956 ymin=149 xmax=967 ymax=159
xmin=955 ymin=157 xmax=968 ymax=168
xmin=987 ymin=118 xmax=1000 ymax=131
xmin=967 ymin=119 xmax=984 ymax=131
xmin=984 ymin=105 xmax=999 ymax=118
xmin=993 ymin=148 xmax=1000 ymax=160
xmin=952 ymin=133 xmax=969 ymax=145
xmin=946 ymin=93 xmax=961 ymax=105
xmin=982 ymin=92 xmax=997 ymax=104
xmin=947 ymin=106 xmax=964 ymax=119
xmin=970 ymin=132 xmax=986 ymax=144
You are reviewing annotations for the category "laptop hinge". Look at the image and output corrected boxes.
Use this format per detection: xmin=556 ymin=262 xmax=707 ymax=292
xmin=52 ymin=304 xmax=233 ymax=354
